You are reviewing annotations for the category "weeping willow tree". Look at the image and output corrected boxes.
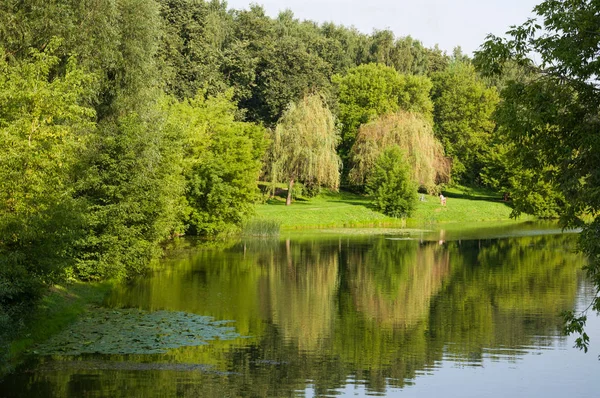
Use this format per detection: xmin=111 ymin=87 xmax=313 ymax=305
xmin=271 ymin=94 xmax=341 ymax=205
xmin=349 ymin=110 xmax=450 ymax=193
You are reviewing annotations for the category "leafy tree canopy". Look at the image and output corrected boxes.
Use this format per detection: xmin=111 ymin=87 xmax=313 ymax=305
xmin=431 ymin=60 xmax=499 ymax=183
xmin=164 ymin=91 xmax=269 ymax=235
xmin=0 ymin=41 xmax=96 ymax=299
xmin=334 ymin=63 xmax=433 ymax=159
xmin=159 ymin=0 xmax=233 ymax=100
xmin=349 ymin=111 xmax=449 ymax=193
xmin=475 ymin=0 xmax=600 ymax=351
xmin=271 ymin=94 xmax=341 ymax=205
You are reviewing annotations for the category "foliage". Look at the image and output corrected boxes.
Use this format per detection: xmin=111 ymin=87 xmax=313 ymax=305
xmin=73 ymin=111 xmax=188 ymax=280
xmin=0 ymin=0 xmax=119 ymax=85
xmin=430 ymin=60 xmax=499 ymax=183
xmin=367 ymin=146 xmax=417 ymax=218
xmin=0 ymin=42 xmax=97 ymax=373
xmin=318 ymin=22 xmax=371 ymax=75
xmin=164 ymin=92 xmax=268 ymax=235
xmin=475 ymin=0 xmax=600 ymax=350
xmin=424 ymin=45 xmax=450 ymax=75
xmin=228 ymin=7 xmax=334 ymax=125
xmin=68 ymin=0 xmax=187 ymax=280
xmin=0 ymin=0 xmax=189 ymax=281
xmin=334 ymin=63 xmax=434 ymax=158
xmin=366 ymin=30 xmax=435 ymax=75
xmin=479 ymin=61 xmax=566 ymax=218
xmin=271 ymin=94 xmax=341 ymax=205
xmin=481 ymin=138 xmax=565 ymax=218
xmin=0 ymin=0 xmax=165 ymax=119
xmin=0 ymin=42 xmax=96 ymax=299
xmin=159 ymin=0 xmax=233 ymax=99
xmin=349 ymin=110 xmax=449 ymax=192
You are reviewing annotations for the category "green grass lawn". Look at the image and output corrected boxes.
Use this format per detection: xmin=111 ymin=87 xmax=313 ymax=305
xmin=255 ymin=190 xmax=402 ymax=229
xmin=253 ymin=186 xmax=534 ymax=230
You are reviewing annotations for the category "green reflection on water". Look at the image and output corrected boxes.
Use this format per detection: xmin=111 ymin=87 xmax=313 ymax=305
xmin=0 ymin=227 xmax=588 ymax=397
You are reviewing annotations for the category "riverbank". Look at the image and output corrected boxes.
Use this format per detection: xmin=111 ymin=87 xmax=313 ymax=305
xmin=2 ymin=281 xmax=113 ymax=377
xmin=2 ymin=186 xmax=530 ymax=377
xmin=253 ymin=186 xmax=535 ymax=230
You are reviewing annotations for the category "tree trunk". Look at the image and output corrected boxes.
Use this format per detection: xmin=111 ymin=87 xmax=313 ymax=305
xmin=286 ymin=178 xmax=294 ymax=206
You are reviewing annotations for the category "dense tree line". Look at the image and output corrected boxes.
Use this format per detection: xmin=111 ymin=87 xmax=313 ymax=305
xmin=3 ymin=0 xmax=571 ymax=363
xmin=0 ymin=0 xmax=460 ymax=284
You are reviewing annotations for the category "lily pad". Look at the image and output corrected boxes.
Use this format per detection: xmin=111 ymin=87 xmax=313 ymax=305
xmin=35 ymin=308 xmax=243 ymax=356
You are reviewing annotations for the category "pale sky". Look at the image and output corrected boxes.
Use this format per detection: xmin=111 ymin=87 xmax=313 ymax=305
xmin=225 ymin=0 xmax=541 ymax=55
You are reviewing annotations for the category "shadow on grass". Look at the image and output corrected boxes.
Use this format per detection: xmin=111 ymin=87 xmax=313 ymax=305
xmin=442 ymin=190 xmax=509 ymax=204
xmin=442 ymin=191 xmax=502 ymax=202
xmin=329 ymin=199 xmax=378 ymax=210
xmin=264 ymin=197 xmax=318 ymax=206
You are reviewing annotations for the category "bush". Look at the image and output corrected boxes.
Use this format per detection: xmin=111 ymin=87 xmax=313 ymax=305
xmin=367 ymin=146 xmax=417 ymax=218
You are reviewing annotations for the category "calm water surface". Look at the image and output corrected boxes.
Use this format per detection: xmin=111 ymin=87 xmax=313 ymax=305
xmin=1 ymin=222 xmax=599 ymax=397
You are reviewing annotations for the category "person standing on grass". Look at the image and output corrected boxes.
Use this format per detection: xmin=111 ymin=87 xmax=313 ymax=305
xmin=439 ymin=194 xmax=446 ymax=206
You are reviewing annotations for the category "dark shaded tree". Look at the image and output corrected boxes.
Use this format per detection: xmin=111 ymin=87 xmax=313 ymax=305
xmin=159 ymin=0 xmax=233 ymax=99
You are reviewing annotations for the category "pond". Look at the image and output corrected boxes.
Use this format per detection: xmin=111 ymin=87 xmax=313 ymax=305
xmin=1 ymin=222 xmax=599 ymax=397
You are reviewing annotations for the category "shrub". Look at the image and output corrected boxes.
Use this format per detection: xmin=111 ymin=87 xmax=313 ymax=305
xmin=367 ymin=146 xmax=417 ymax=218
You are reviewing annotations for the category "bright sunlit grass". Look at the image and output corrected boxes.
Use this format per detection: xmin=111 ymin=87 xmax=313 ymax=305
xmin=253 ymin=186 xmax=534 ymax=230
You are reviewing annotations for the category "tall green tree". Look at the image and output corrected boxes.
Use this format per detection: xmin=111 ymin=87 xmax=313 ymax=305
xmin=0 ymin=0 xmax=162 ymax=118
xmin=366 ymin=30 xmax=431 ymax=75
xmin=390 ymin=36 xmax=430 ymax=75
xmin=271 ymin=94 xmax=341 ymax=205
xmin=319 ymin=22 xmax=371 ymax=75
xmin=74 ymin=110 xmax=188 ymax=280
xmin=159 ymin=0 xmax=233 ymax=99
xmin=480 ymin=123 xmax=566 ymax=219
xmin=72 ymin=0 xmax=187 ymax=279
xmin=475 ymin=0 xmax=600 ymax=351
xmin=334 ymin=63 xmax=433 ymax=160
xmin=0 ymin=42 xmax=96 ymax=301
xmin=431 ymin=60 xmax=499 ymax=183
xmin=231 ymin=7 xmax=332 ymax=125
xmin=424 ymin=45 xmax=450 ymax=75
xmin=478 ymin=61 xmax=566 ymax=217
xmin=164 ymin=91 xmax=268 ymax=235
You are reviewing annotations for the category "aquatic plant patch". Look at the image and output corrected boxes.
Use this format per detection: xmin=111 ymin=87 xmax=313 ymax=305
xmin=34 ymin=308 xmax=242 ymax=356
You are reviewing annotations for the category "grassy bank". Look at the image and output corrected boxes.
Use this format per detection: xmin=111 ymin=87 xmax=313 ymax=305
xmin=253 ymin=186 xmax=534 ymax=230
xmin=3 ymin=281 xmax=113 ymax=375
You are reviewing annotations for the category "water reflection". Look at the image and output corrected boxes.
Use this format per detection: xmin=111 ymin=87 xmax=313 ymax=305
xmin=0 ymin=228 xmax=593 ymax=397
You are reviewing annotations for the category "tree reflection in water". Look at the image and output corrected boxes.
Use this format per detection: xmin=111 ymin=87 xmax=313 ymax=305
xmin=0 ymin=231 xmax=587 ymax=397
